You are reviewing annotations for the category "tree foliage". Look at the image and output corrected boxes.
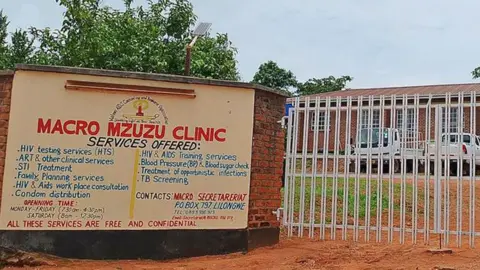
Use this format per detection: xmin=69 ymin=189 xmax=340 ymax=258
xmin=0 ymin=0 xmax=240 ymax=80
xmin=251 ymin=60 xmax=297 ymax=93
xmin=472 ymin=67 xmax=480 ymax=79
xmin=252 ymin=60 xmax=352 ymax=95
xmin=296 ymin=75 xmax=353 ymax=96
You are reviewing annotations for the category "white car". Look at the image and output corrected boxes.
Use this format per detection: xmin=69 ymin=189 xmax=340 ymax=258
xmin=425 ymin=133 xmax=480 ymax=176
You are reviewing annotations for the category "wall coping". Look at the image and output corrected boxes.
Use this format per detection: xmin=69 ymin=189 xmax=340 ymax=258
xmin=14 ymin=64 xmax=290 ymax=97
xmin=0 ymin=71 xmax=14 ymax=76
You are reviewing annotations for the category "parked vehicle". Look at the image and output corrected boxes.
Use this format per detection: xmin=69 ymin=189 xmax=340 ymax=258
xmin=349 ymin=128 xmax=424 ymax=173
xmin=425 ymin=133 xmax=480 ymax=176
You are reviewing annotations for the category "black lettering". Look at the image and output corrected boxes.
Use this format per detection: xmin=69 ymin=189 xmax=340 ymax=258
xmin=105 ymin=137 xmax=114 ymax=147
xmin=87 ymin=137 xmax=96 ymax=147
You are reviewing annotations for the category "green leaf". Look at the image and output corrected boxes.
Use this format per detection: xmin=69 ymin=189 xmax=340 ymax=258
xmin=0 ymin=1 xmax=240 ymax=80
xmin=251 ymin=60 xmax=297 ymax=93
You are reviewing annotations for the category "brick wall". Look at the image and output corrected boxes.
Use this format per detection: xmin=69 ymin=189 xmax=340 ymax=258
xmin=248 ymin=90 xmax=285 ymax=229
xmin=0 ymin=73 xmax=12 ymax=205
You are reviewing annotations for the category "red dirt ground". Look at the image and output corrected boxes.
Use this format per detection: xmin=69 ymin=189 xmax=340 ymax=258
xmin=6 ymin=236 xmax=480 ymax=270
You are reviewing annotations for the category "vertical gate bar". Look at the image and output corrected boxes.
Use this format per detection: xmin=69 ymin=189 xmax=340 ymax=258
xmin=469 ymin=91 xmax=474 ymax=247
xmin=457 ymin=92 xmax=464 ymax=247
xmin=472 ymin=91 xmax=477 ymax=248
xmin=283 ymin=102 xmax=294 ymax=228
xmin=354 ymin=96 xmax=363 ymax=241
xmin=309 ymin=97 xmax=321 ymax=238
xmin=365 ymin=95 xmax=374 ymax=242
xmin=425 ymin=94 xmax=433 ymax=244
xmin=444 ymin=92 xmax=452 ymax=246
xmin=298 ymin=97 xmax=311 ymax=237
xmin=376 ymin=95 xmax=385 ymax=242
xmin=331 ymin=97 xmax=342 ymax=239
xmin=342 ymin=96 xmax=353 ymax=240
xmin=434 ymin=105 xmax=442 ymax=235
xmin=288 ymin=97 xmax=301 ymax=237
xmin=400 ymin=94 xmax=407 ymax=244
xmin=388 ymin=95 xmax=396 ymax=243
xmin=413 ymin=94 xmax=419 ymax=244
xmin=320 ymin=97 xmax=331 ymax=239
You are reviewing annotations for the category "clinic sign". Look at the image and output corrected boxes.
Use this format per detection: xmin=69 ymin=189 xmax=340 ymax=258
xmin=0 ymin=71 xmax=254 ymax=230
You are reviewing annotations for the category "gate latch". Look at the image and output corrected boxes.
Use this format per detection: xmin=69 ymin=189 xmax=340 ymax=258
xmin=272 ymin=208 xmax=283 ymax=221
xmin=277 ymin=116 xmax=288 ymax=129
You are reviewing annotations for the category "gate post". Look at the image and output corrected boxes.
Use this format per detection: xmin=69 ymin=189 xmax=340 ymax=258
xmin=247 ymin=86 xmax=288 ymax=250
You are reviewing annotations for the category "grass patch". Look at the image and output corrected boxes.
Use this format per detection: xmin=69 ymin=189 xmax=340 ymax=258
xmin=282 ymin=177 xmax=419 ymax=223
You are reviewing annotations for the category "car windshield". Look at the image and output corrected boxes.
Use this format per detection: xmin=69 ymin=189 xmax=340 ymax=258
xmin=359 ymin=128 xmax=388 ymax=147
xmin=442 ymin=134 xmax=473 ymax=144
xmin=360 ymin=129 xmax=379 ymax=144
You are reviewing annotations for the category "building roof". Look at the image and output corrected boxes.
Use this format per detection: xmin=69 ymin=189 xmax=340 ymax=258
xmin=13 ymin=64 xmax=290 ymax=97
xmin=287 ymin=82 xmax=480 ymax=102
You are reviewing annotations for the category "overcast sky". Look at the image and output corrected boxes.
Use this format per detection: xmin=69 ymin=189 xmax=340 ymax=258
xmin=2 ymin=0 xmax=480 ymax=88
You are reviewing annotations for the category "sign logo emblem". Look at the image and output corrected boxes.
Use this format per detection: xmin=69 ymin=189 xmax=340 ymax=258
xmin=110 ymin=96 xmax=168 ymax=124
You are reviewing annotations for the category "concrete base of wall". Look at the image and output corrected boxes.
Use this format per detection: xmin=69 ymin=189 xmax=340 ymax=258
xmin=0 ymin=228 xmax=279 ymax=260
xmin=0 ymin=230 xmax=248 ymax=260
xmin=248 ymin=227 xmax=280 ymax=250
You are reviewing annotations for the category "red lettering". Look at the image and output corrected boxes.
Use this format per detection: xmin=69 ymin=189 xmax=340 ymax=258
xmin=128 ymin=220 xmax=144 ymax=227
xmin=51 ymin=120 xmax=64 ymax=134
xmin=183 ymin=127 xmax=195 ymax=140
xmin=104 ymin=220 xmax=121 ymax=227
xmin=37 ymin=118 xmax=51 ymax=133
xmin=58 ymin=200 xmax=75 ymax=206
xmin=172 ymin=126 xmax=183 ymax=140
xmin=172 ymin=126 xmax=227 ymax=142
xmin=197 ymin=127 xmax=210 ymax=141
xmin=63 ymin=120 xmax=76 ymax=134
xmin=107 ymin=122 xmax=165 ymax=139
xmin=23 ymin=220 xmax=43 ymax=228
xmin=143 ymin=124 xmax=155 ymax=139
xmin=37 ymin=118 xmax=99 ymax=135
xmin=76 ymin=120 xmax=88 ymax=134
xmin=214 ymin=128 xmax=226 ymax=142
xmin=107 ymin=122 xmax=121 ymax=136
xmin=24 ymin=200 xmax=53 ymax=206
xmin=154 ymin=125 xmax=166 ymax=139
xmin=146 ymin=220 xmax=196 ymax=227
xmin=7 ymin=220 xmax=19 ymax=228
xmin=85 ymin=220 xmax=99 ymax=227
xmin=132 ymin=123 xmax=143 ymax=138
xmin=47 ymin=220 xmax=82 ymax=228
xmin=173 ymin=193 xmax=193 ymax=200
xmin=120 ymin=123 xmax=132 ymax=137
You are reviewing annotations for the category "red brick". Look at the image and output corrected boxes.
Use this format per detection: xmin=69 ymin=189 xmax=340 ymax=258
xmin=248 ymin=90 xmax=286 ymax=229
xmin=0 ymin=74 xmax=12 ymax=209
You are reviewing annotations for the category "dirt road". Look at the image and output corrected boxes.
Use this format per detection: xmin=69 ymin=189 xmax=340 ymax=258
xmin=7 ymin=236 xmax=480 ymax=270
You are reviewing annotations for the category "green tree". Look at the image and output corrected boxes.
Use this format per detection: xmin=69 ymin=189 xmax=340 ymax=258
xmin=251 ymin=60 xmax=297 ymax=93
xmin=296 ymin=75 xmax=353 ymax=96
xmin=0 ymin=11 xmax=35 ymax=69
xmin=0 ymin=0 xmax=240 ymax=80
xmin=472 ymin=67 xmax=480 ymax=79
xmin=0 ymin=11 xmax=8 ymax=68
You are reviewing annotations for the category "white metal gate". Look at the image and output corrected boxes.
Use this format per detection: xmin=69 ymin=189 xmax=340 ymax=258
xmin=282 ymin=93 xmax=480 ymax=248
